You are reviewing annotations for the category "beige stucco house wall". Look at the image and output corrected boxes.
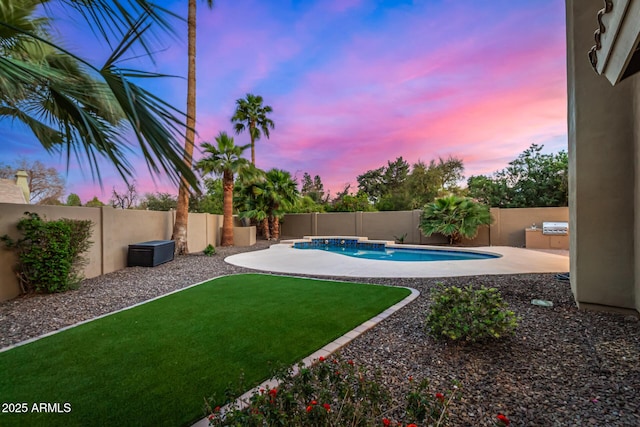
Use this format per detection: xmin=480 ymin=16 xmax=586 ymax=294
xmin=567 ymin=0 xmax=640 ymax=314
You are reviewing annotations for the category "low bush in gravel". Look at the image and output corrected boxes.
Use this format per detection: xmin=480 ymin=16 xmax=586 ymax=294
xmin=206 ymin=354 xmax=458 ymax=427
xmin=425 ymin=284 xmax=518 ymax=342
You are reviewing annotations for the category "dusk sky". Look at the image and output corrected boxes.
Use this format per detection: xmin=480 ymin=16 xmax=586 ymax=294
xmin=1 ymin=0 xmax=568 ymax=203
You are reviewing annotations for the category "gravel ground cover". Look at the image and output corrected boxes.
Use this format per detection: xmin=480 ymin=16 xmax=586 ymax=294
xmin=1 ymin=242 xmax=639 ymax=426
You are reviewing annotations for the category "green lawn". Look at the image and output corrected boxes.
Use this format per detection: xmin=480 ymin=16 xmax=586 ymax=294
xmin=0 ymin=274 xmax=410 ymax=427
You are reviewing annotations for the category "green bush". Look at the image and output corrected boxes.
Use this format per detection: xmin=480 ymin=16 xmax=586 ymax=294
xmin=426 ymin=285 xmax=518 ymax=342
xmin=203 ymin=244 xmax=216 ymax=256
xmin=419 ymin=195 xmax=492 ymax=245
xmin=1 ymin=212 xmax=93 ymax=293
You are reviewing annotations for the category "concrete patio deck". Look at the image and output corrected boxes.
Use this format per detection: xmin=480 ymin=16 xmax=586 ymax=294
xmin=225 ymin=244 xmax=570 ymax=278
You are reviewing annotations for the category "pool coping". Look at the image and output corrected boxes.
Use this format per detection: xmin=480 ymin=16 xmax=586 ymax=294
xmin=191 ymin=280 xmax=419 ymax=427
xmin=225 ymin=242 xmax=570 ymax=278
xmin=288 ymin=235 xmax=502 ymax=257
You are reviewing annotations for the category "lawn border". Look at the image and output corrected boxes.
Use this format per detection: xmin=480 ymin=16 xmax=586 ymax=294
xmin=189 ymin=275 xmax=419 ymax=427
xmin=0 ymin=273 xmax=419 ymax=427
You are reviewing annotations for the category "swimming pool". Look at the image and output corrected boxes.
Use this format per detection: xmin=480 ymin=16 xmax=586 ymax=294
xmin=292 ymin=237 xmax=500 ymax=262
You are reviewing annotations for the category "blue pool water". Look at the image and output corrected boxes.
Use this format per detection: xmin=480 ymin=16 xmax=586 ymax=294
xmin=293 ymin=240 xmax=499 ymax=262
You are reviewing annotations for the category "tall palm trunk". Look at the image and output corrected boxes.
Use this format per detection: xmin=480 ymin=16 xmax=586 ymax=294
xmin=172 ymin=0 xmax=197 ymax=255
xmin=221 ymin=170 xmax=235 ymax=246
xmin=250 ymin=120 xmax=256 ymax=165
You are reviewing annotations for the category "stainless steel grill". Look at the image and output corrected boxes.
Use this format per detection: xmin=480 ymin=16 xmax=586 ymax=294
xmin=542 ymin=221 xmax=569 ymax=235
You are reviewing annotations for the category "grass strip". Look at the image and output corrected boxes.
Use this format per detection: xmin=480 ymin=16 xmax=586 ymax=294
xmin=0 ymin=273 xmax=410 ymax=426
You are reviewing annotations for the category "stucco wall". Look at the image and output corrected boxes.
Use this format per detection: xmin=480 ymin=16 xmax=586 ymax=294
xmin=0 ymin=204 xmax=224 ymax=302
xmin=317 ymin=212 xmax=358 ymax=236
xmin=567 ymin=0 xmax=638 ymax=312
xmin=489 ymin=207 xmax=569 ymax=247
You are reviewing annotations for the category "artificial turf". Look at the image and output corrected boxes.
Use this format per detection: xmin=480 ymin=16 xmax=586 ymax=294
xmin=0 ymin=273 xmax=410 ymax=427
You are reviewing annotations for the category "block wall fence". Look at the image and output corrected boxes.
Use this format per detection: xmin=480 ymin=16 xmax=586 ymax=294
xmin=282 ymin=207 xmax=569 ymax=247
xmin=0 ymin=204 xmax=225 ymax=302
xmin=0 ymin=204 xmax=568 ymax=302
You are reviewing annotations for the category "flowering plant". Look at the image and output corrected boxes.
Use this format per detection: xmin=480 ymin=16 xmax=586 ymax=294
xmin=206 ymin=354 xmax=458 ymax=426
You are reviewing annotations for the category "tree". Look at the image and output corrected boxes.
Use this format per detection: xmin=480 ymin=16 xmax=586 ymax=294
xmin=85 ymin=196 xmax=105 ymax=207
xmin=236 ymin=179 xmax=271 ymax=239
xmin=195 ymin=132 xmax=252 ymax=246
xmin=237 ymin=169 xmax=299 ymax=240
xmin=300 ymin=172 xmax=326 ymax=204
xmin=357 ymin=157 xmax=411 ymax=209
xmin=429 ymin=156 xmax=465 ymax=195
xmin=140 ymin=193 xmax=177 ymax=211
xmin=189 ymin=178 xmax=223 ymax=214
xmin=382 ymin=157 xmax=410 ymax=192
xmin=419 ymin=196 xmax=492 ymax=245
xmin=329 ymin=185 xmax=375 ymax=212
xmin=467 ymin=144 xmax=568 ymax=208
xmin=110 ymin=183 xmax=138 ymax=209
xmin=0 ymin=159 xmax=65 ymax=204
xmin=357 ymin=167 xmax=385 ymax=203
xmin=66 ymin=193 xmax=82 ymax=206
xmin=0 ymin=0 xmax=198 ymax=188
xmin=231 ymin=93 xmax=275 ymax=165
xmin=262 ymin=169 xmax=299 ymax=240
xmin=171 ymin=0 xmax=215 ymax=255
xmin=405 ymin=160 xmax=439 ymax=208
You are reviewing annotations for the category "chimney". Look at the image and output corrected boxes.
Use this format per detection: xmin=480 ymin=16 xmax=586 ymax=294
xmin=15 ymin=170 xmax=30 ymax=204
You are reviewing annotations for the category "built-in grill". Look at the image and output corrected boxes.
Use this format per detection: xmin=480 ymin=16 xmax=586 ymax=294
xmin=542 ymin=221 xmax=569 ymax=235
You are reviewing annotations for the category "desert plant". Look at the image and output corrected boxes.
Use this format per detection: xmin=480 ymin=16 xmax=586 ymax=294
xmin=1 ymin=212 xmax=93 ymax=293
xmin=203 ymin=244 xmax=216 ymax=256
xmin=426 ymin=285 xmax=518 ymax=342
xmin=394 ymin=233 xmax=407 ymax=244
xmin=419 ymin=195 xmax=491 ymax=245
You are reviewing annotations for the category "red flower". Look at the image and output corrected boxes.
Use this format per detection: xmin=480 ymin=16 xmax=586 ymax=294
xmin=311 ymin=400 xmax=318 ymax=405
xmin=435 ymin=392 xmax=445 ymax=403
xmin=318 ymin=356 xmax=325 ymax=362
xmin=408 ymin=424 xmax=418 ymax=427
xmin=348 ymin=360 xmax=355 ymax=366
xmin=306 ymin=405 xmax=313 ymax=413
xmin=322 ymin=403 xmax=331 ymax=412
xmin=408 ymin=375 xmax=413 ymax=382
xmin=382 ymin=418 xmax=391 ymax=426
xmin=497 ymin=414 xmax=510 ymax=426
xmin=269 ymin=388 xmax=278 ymax=397
xmin=214 ymin=406 xmax=220 ymax=412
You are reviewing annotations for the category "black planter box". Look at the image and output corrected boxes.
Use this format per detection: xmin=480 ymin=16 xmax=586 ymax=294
xmin=128 ymin=240 xmax=175 ymax=267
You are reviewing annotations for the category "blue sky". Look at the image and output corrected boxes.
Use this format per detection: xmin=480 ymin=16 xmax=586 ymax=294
xmin=0 ymin=0 xmax=568 ymax=203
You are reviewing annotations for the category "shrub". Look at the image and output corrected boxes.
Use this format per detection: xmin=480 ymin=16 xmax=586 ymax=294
xmin=1 ymin=212 xmax=93 ymax=293
xmin=419 ymin=196 xmax=492 ymax=245
xmin=426 ymin=285 xmax=518 ymax=342
xmin=206 ymin=355 xmax=457 ymax=426
xmin=204 ymin=244 xmax=216 ymax=256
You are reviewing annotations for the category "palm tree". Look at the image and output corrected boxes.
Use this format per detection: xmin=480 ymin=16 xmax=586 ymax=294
xmin=195 ymin=132 xmax=251 ymax=246
xmin=419 ymin=196 xmax=492 ymax=245
xmin=264 ymin=169 xmax=299 ymax=240
xmin=236 ymin=180 xmax=271 ymax=239
xmin=231 ymin=93 xmax=275 ymax=165
xmin=171 ymin=0 xmax=215 ymax=255
xmin=0 ymin=0 xmax=198 ymax=188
